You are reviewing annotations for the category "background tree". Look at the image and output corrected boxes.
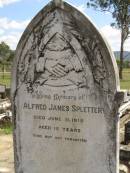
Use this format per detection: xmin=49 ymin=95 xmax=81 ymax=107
xmin=0 ymin=42 xmax=15 ymax=78
xmin=87 ymin=0 xmax=130 ymax=79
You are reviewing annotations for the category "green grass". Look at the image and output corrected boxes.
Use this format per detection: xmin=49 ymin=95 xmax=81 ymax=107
xmin=0 ymin=123 xmax=13 ymax=135
xmin=0 ymin=72 xmax=11 ymax=87
xmin=120 ymin=68 xmax=130 ymax=90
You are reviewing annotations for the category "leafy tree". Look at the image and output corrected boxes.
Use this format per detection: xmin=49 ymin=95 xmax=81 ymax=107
xmin=87 ymin=0 xmax=130 ymax=79
xmin=6 ymin=50 xmax=15 ymax=63
xmin=0 ymin=42 xmax=15 ymax=62
xmin=124 ymin=60 xmax=130 ymax=68
xmin=0 ymin=42 xmax=15 ymax=78
xmin=116 ymin=59 xmax=130 ymax=68
xmin=116 ymin=59 xmax=120 ymax=67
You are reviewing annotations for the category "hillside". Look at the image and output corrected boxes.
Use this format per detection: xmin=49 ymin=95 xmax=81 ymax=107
xmin=114 ymin=51 xmax=130 ymax=61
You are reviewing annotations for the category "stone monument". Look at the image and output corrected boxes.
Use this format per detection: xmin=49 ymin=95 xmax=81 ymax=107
xmin=11 ymin=0 xmax=122 ymax=172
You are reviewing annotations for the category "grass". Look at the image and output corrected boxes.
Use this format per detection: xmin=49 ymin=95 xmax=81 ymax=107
xmin=0 ymin=123 xmax=13 ymax=135
xmin=0 ymin=72 xmax=11 ymax=87
xmin=120 ymin=68 xmax=130 ymax=90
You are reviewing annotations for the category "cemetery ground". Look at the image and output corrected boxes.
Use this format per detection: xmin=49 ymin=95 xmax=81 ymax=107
xmin=121 ymin=69 xmax=130 ymax=90
xmin=0 ymin=134 xmax=14 ymax=173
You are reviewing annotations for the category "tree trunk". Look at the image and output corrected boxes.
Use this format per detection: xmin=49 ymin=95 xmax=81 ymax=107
xmin=119 ymin=29 xmax=124 ymax=79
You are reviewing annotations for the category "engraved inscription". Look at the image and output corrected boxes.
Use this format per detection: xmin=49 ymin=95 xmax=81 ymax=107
xmin=12 ymin=1 xmax=119 ymax=173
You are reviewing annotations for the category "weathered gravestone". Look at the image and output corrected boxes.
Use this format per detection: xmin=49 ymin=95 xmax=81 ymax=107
xmin=11 ymin=0 xmax=122 ymax=172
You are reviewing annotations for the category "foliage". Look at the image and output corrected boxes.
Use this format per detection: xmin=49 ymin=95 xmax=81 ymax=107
xmin=123 ymin=60 xmax=130 ymax=68
xmin=0 ymin=41 xmax=15 ymax=64
xmin=116 ymin=59 xmax=130 ymax=68
xmin=0 ymin=42 xmax=14 ymax=80
xmin=116 ymin=59 xmax=120 ymax=66
xmin=0 ymin=42 xmax=10 ymax=60
xmin=87 ymin=0 xmax=130 ymax=30
xmin=87 ymin=0 xmax=130 ymax=79
xmin=0 ymin=123 xmax=13 ymax=135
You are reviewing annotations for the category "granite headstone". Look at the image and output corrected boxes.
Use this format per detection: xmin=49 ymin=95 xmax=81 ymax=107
xmin=11 ymin=0 xmax=122 ymax=173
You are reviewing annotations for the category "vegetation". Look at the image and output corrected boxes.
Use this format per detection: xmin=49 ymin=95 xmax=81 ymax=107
xmin=0 ymin=123 xmax=13 ymax=135
xmin=0 ymin=42 xmax=14 ymax=80
xmin=0 ymin=42 xmax=15 ymax=63
xmin=87 ymin=0 xmax=130 ymax=79
xmin=0 ymin=72 xmax=11 ymax=87
xmin=116 ymin=59 xmax=130 ymax=68
xmin=0 ymin=42 xmax=13 ymax=87
xmin=120 ymin=68 xmax=130 ymax=89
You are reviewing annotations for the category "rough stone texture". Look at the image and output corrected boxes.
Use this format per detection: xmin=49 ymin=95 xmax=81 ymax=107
xmin=11 ymin=1 xmax=121 ymax=173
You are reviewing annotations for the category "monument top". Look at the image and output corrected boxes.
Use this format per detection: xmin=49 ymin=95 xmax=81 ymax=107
xmin=53 ymin=0 xmax=63 ymax=7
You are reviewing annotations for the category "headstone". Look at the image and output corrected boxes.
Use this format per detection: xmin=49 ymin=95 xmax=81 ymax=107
xmin=11 ymin=1 xmax=122 ymax=173
xmin=125 ymin=121 xmax=130 ymax=144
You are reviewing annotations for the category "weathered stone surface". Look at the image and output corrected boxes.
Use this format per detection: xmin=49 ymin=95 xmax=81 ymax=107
xmin=11 ymin=1 xmax=121 ymax=173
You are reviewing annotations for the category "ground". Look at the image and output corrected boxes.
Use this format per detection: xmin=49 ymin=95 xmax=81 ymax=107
xmin=0 ymin=134 xmax=14 ymax=173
